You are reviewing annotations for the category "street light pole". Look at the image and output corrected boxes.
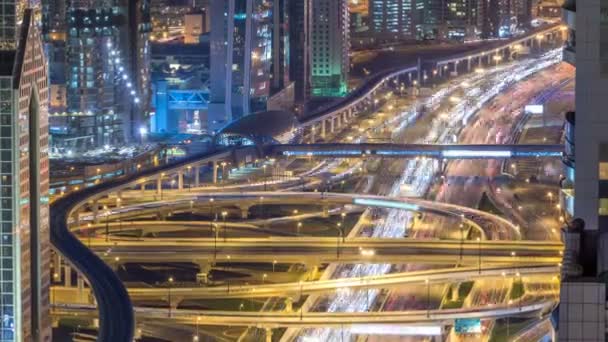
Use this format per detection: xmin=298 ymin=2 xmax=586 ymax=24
xmin=426 ymin=279 xmax=430 ymax=318
xmin=477 ymin=237 xmax=481 ymax=274
xmin=221 ymin=211 xmax=228 ymax=241
xmin=167 ymin=276 xmax=174 ymax=318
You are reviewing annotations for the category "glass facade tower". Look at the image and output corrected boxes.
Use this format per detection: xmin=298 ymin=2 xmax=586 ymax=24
xmin=0 ymin=6 xmax=51 ymax=342
xmin=370 ymin=0 xmax=415 ymax=38
xmin=209 ymin=0 xmax=290 ymax=130
xmin=311 ymin=0 xmax=349 ymax=97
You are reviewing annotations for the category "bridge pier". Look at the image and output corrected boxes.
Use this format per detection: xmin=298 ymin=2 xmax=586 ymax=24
xmin=451 ymin=283 xmax=460 ymax=301
xmin=52 ymin=253 xmax=61 ymax=283
xmin=467 ymin=57 xmax=471 ymax=72
xmin=336 ymin=114 xmax=342 ymax=129
xmin=64 ymin=264 xmax=72 ymax=287
xmin=322 ymin=205 xmax=330 ymax=218
xmin=197 ymin=263 xmax=212 ymax=284
xmin=156 ymin=177 xmax=163 ymax=196
xmin=321 ymin=120 xmax=326 ymax=138
xmin=265 ymin=328 xmax=272 ymax=342
xmin=212 ymin=161 xmax=218 ymax=184
xmin=140 ymin=182 xmax=145 ymax=194
xmin=240 ymin=206 xmax=250 ymax=219
xmin=330 ymin=118 xmax=335 ymax=134
xmin=310 ymin=126 xmax=316 ymax=143
xmin=285 ymin=297 xmax=293 ymax=312
xmin=178 ymin=170 xmax=184 ymax=190
xmin=194 ymin=166 xmax=200 ymax=187
xmin=92 ymin=200 xmax=99 ymax=224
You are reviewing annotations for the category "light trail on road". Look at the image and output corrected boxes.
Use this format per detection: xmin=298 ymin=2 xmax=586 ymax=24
xmin=298 ymin=49 xmax=563 ymax=341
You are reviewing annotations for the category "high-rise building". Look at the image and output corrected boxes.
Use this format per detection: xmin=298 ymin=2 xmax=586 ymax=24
xmin=311 ymin=0 xmax=350 ymax=97
xmin=412 ymin=0 xmax=479 ymax=40
xmin=0 ymin=7 xmax=52 ymax=342
xmin=46 ymin=0 xmax=151 ymax=152
xmin=478 ymin=0 xmax=531 ymax=38
xmin=209 ymin=0 xmax=291 ymax=131
xmin=442 ymin=0 xmax=479 ymax=40
xmin=288 ymin=0 xmax=313 ymax=108
xmin=369 ymin=0 xmax=415 ymax=39
xmin=559 ymin=1 xmax=608 ymax=341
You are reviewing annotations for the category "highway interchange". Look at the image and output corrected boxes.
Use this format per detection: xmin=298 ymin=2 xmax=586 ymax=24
xmin=50 ymin=29 xmax=569 ymax=342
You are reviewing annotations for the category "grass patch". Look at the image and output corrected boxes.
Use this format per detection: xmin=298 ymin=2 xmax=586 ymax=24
xmin=459 ymin=281 xmax=474 ymax=297
xmin=510 ymin=280 xmax=525 ymax=300
xmin=441 ymin=281 xmax=475 ymax=310
xmin=442 ymin=299 xmax=464 ymax=309
xmin=478 ymin=192 xmax=501 ymax=215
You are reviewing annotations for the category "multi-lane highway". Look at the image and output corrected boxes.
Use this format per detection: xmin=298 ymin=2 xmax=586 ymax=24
xmin=49 ymin=28 xmax=568 ymax=342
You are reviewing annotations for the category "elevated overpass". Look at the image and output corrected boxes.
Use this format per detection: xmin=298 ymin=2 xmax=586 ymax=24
xmin=51 ymin=265 xmax=558 ymax=302
xmin=90 ymin=237 xmax=562 ymax=265
xmin=298 ymin=24 xmax=566 ymax=142
xmin=270 ymin=143 xmax=563 ymax=159
xmin=52 ymin=300 xmax=555 ymax=328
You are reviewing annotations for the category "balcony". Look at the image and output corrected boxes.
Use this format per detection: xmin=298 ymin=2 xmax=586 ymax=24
xmin=563 ymin=43 xmax=576 ymax=66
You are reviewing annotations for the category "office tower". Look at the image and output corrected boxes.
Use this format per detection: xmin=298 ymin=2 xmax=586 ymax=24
xmin=0 ymin=7 xmax=52 ymax=342
xmin=124 ymin=0 xmax=152 ymax=143
xmin=289 ymin=0 xmax=313 ymax=108
xmin=369 ymin=0 xmax=415 ymax=39
xmin=478 ymin=0 xmax=528 ymax=38
xmin=311 ymin=0 xmax=350 ymax=97
xmin=442 ymin=0 xmax=479 ymax=40
xmin=559 ymin=1 xmax=608 ymax=341
xmin=414 ymin=0 xmax=444 ymax=38
xmin=209 ymin=0 xmax=291 ymax=131
xmin=48 ymin=0 xmax=150 ymax=152
xmin=512 ymin=0 xmax=532 ymax=28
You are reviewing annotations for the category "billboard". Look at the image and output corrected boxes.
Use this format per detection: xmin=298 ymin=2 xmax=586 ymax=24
xmin=454 ymin=318 xmax=482 ymax=334
xmin=525 ymin=105 xmax=544 ymax=114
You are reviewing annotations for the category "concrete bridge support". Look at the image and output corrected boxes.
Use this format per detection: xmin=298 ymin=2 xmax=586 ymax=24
xmin=64 ymin=264 xmax=72 ymax=287
xmin=156 ymin=177 xmax=163 ymax=196
xmin=194 ymin=166 xmax=200 ymax=187
xmin=285 ymin=297 xmax=293 ymax=312
xmin=92 ymin=200 xmax=99 ymax=224
xmin=177 ymin=170 xmax=184 ymax=190
xmin=240 ymin=206 xmax=250 ymax=219
xmin=321 ymin=120 xmax=326 ymax=138
xmin=212 ymin=161 xmax=218 ymax=184
xmin=265 ymin=328 xmax=272 ymax=342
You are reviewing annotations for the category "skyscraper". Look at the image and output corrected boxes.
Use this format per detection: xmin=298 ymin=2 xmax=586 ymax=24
xmin=311 ymin=0 xmax=350 ymax=97
xmin=209 ymin=0 xmax=291 ymax=131
xmin=47 ymin=0 xmax=151 ymax=152
xmin=0 ymin=6 xmax=51 ymax=342
xmin=559 ymin=1 xmax=608 ymax=340
xmin=288 ymin=0 xmax=313 ymax=108
xmin=369 ymin=0 xmax=415 ymax=39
